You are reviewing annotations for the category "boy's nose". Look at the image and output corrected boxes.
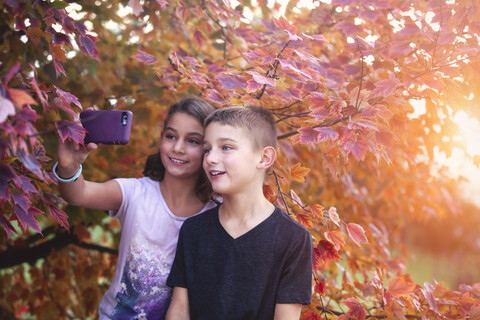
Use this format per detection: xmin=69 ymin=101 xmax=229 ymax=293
xmin=204 ymin=150 xmax=218 ymax=164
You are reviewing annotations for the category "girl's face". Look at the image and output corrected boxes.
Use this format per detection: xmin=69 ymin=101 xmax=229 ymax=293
xmin=160 ymin=112 xmax=205 ymax=181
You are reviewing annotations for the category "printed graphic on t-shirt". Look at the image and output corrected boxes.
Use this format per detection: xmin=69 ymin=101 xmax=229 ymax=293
xmin=110 ymin=231 xmax=173 ymax=319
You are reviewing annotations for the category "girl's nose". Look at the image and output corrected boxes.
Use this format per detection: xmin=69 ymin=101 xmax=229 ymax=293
xmin=173 ymin=140 xmax=185 ymax=153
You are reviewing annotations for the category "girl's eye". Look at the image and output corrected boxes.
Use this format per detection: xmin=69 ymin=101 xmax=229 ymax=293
xmin=165 ymin=134 xmax=175 ymax=140
xmin=189 ymin=139 xmax=201 ymax=145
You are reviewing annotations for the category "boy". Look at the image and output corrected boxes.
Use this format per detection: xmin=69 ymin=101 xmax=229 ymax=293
xmin=166 ymin=106 xmax=313 ymax=320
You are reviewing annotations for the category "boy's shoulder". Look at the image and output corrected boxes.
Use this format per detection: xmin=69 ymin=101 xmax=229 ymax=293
xmin=182 ymin=205 xmax=218 ymax=228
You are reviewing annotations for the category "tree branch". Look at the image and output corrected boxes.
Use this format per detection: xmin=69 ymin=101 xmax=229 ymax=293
xmin=0 ymin=228 xmax=117 ymax=270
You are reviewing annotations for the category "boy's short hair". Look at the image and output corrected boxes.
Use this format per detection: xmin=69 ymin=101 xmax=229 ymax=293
xmin=204 ymin=106 xmax=277 ymax=151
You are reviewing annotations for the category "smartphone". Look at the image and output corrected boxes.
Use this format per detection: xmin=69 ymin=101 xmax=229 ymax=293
xmin=80 ymin=110 xmax=133 ymax=145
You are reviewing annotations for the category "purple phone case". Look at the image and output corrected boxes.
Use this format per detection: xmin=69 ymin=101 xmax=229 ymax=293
xmin=80 ymin=110 xmax=133 ymax=145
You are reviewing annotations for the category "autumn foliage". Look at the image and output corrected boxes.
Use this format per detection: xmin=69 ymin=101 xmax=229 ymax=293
xmin=2 ymin=0 xmax=480 ymax=319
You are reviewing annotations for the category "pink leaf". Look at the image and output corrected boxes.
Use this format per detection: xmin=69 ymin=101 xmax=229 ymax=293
xmin=290 ymin=189 xmax=303 ymax=207
xmin=343 ymin=141 xmax=370 ymax=161
xmin=314 ymin=127 xmax=339 ymax=142
xmin=347 ymin=223 xmax=368 ymax=246
xmin=17 ymin=150 xmax=43 ymax=179
xmin=156 ymin=0 xmax=168 ymax=10
xmin=129 ymin=0 xmax=144 ymax=16
xmin=246 ymin=71 xmax=276 ymax=87
xmin=0 ymin=97 xmax=16 ymax=123
xmin=302 ymin=33 xmax=327 ymax=42
xmin=298 ymin=126 xmax=319 ymax=144
xmin=328 ymin=207 xmax=341 ymax=227
xmin=48 ymin=205 xmax=69 ymax=229
xmin=5 ymin=62 xmax=20 ymax=85
xmin=131 ymin=50 xmax=158 ymax=65
xmin=55 ymin=120 xmax=87 ymax=144
xmin=54 ymin=86 xmax=82 ymax=109
xmin=370 ymin=77 xmax=400 ymax=99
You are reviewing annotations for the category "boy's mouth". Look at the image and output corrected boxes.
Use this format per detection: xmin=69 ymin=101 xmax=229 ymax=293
xmin=209 ymin=170 xmax=225 ymax=176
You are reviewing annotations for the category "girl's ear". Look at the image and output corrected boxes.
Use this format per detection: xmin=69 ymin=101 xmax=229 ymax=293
xmin=257 ymin=146 xmax=276 ymax=169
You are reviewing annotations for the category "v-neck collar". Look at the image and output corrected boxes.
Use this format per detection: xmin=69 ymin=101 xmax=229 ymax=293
xmin=213 ymin=205 xmax=277 ymax=244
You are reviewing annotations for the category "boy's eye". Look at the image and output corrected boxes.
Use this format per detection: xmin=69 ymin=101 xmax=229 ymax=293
xmin=222 ymin=145 xmax=233 ymax=151
xmin=203 ymin=148 xmax=211 ymax=154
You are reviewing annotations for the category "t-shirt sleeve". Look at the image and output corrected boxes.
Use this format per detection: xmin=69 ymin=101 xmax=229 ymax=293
xmin=276 ymin=229 xmax=313 ymax=305
xmin=166 ymin=224 xmax=188 ymax=288
xmin=107 ymin=178 xmax=132 ymax=222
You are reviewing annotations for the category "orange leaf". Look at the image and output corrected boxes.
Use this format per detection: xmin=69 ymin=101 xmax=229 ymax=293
xmin=296 ymin=213 xmax=312 ymax=229
xmin=7 ymin=88 xmax=38 ymax=108
xmin=347 ymin=223 xmax=368 ymax=246
xmin=262 ymin=184 xmax=275 ymax=201
xmin=324 ymin=231 xmax=346 ymax=251
xmin=310 ymin=204 xmax=324 ymax=218
xmin=328 ymin=207 xmax=341 ymax=227
xmin=290 ymin=163 xmax=310 ymax=182
xmin=387 ymin=276 xmax=416 ymax=298
xmin=300 ymin=311 xmax=321 ymax=320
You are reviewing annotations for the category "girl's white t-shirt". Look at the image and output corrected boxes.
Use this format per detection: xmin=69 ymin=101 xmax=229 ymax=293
xmin=98 ymin=177 xmax=216 ymax=319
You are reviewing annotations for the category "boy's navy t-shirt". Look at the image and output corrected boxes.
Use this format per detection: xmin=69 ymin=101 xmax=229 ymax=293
xmin=166 ymin=205 xmax=313 ymax=320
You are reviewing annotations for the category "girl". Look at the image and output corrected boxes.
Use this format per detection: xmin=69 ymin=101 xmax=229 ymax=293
xmin=54 ymin=97 xmax=217 ymax=319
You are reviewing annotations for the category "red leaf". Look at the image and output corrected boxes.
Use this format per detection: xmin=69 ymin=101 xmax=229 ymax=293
xmin=315 ymin=240 xmax=341 ymax=265
xmin=0 ymin=96 xmax=16 ymax=123
xmin=193 ymin=30 xmax=207 ymax=48
xmin=314 ymin=281 xmax=326 ymax=295
xmin=48 ymin=205 xmax=69 ymax=229
xmin=13 ymin=204 xmax=42 ymax=234
xmin=131 ymin=50 xmax=158 ymax=65
xmin=299 ymin=126 xmax=319 ymax=144
xmin=387 ymin=277 xmax=416 ymax=298
xmin=347 ymin=223 xmax=368 ymax=246
xmin=328 ymin=207 xmax=341 ymax=227
xmin=343 ymin=298 xmax=366 ymax=320
xmin=12 ymin=193 xmax=29 ymax=211
xmin=55 ymin=120 xmax=87 ymax=144
xmin=310 ymin=204 xmax=324 ymax=218
xmin=314 ymin=127 xmax=339 ymax=142
xmin=301 ymin=311 xmax=322 ymax=320
xmin=324 ymin=231 xmax=346 ymax=251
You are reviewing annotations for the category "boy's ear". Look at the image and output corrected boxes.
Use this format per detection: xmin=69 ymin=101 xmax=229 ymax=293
xmin=257 ymin=146 xmax=276 ymax=169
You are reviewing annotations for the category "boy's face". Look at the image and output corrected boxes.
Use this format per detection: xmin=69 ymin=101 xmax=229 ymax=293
xmin=203 ymin=122 xmax=264 ymax=195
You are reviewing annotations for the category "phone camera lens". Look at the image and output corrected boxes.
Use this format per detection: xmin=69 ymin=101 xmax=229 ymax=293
xmin=121 ymin=112 xmax=128 ymax=126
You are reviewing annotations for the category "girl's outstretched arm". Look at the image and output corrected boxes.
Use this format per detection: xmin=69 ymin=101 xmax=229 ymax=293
xmin=166 ymin=287 xmax=190 ymax=320
xmin=56 ymin=138 xmax=122 ymax=211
